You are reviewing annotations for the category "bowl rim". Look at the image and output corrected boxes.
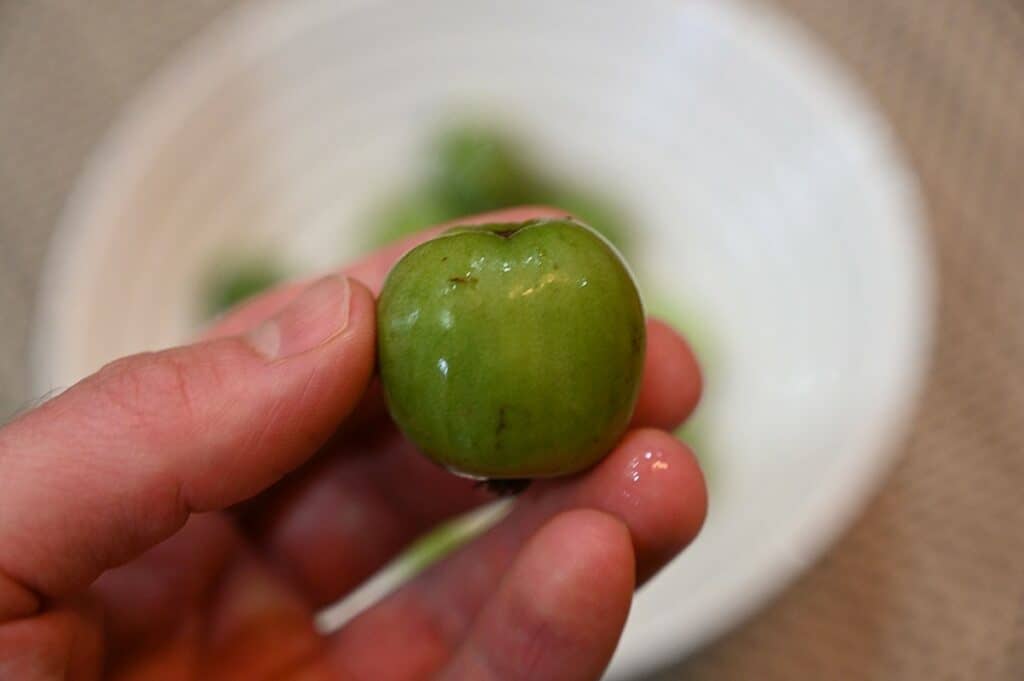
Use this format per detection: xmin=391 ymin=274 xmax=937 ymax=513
xmin=31 ymin=0 xmax=937 ymax=677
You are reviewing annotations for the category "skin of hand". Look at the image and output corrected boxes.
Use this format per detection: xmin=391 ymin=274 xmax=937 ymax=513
xmin=0 ymin=207 xmax=707 ymax=681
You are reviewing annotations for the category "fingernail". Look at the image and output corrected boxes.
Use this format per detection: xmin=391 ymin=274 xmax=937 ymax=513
xmin=245 ymin=275 xmax=351 ymax=359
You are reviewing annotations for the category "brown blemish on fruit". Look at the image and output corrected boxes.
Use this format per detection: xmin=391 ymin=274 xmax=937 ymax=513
xmin=631 ymin=326 xmax=644 ymax=355
xmin=492 ymin=225 xmax=522 ymax=239
xmin=497 ymin=405 xmax=508 ymax=435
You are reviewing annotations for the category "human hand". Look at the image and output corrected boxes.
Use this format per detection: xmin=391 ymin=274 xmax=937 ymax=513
xmin=0 ymin=208 xmax=707 ymax=680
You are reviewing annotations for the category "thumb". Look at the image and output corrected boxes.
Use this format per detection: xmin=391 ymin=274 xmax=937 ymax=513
xmin=0 ymin=275 xmax=375 ymax=618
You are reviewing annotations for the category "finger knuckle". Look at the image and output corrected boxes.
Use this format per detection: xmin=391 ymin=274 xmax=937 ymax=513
xmin=92 ymin=351 xmax=210 ymax=431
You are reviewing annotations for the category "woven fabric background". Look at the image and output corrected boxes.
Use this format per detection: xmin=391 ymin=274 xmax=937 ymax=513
xmin=2 ymin=1 xmax=1022 ymax=679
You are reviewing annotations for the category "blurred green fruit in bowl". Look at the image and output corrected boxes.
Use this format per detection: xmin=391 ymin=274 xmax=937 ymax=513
xmin=364 ymin=123 xmax=634 ymax=257
xmin=202 ymin=258 xmax=284 ymax=318
xmin=427 ymin=125 xmax=539 ymax=216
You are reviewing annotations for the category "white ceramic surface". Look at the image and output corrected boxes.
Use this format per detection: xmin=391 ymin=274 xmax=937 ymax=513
xmin=33 ymin=0 xmax=934 ymax=677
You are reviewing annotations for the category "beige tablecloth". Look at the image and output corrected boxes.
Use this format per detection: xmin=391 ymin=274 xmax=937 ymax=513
xmin=2 ymin=1 xmax=1022 ymax=678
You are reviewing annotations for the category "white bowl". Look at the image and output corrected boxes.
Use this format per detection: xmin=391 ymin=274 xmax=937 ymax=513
xmin=33 ymin=0 xmax=934 ymax=677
